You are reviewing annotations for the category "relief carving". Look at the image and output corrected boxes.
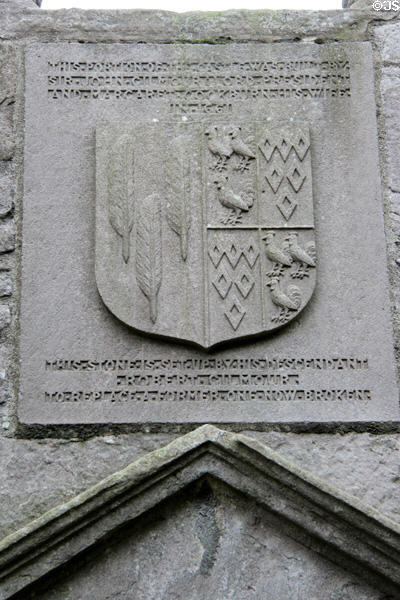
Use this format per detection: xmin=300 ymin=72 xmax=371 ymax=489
xmin=213 ymin=174 xmax=254 ymax=225
xmin=205 ymin=125 xmax=232 ymax=171
xmin=135 ymin=193 xmax=162 ymax=323
xmin=267 ymin=278 xmax=302 ymax=324
xmin=259 ymin=128 xmax=310 ymax=222
xmin=209 ymin=238 xmax=259 ymax=331
xmin=263 ymin=231 xmax=293 ymax=277
xmin=96 ymin=120 xmax=316 ymax=348
xmin=205 ymin=124 xmax=256 ymax=172
xmin=286 ymin=232 xmax=316 ymax=279
xmin=107 ymin=133 xmax=134 ymax=263
xmin=228 ymin=126 xmax=256 ymax=172
xmin=166 ymin=135 xmax=192 ymax=261
xmin=263 ymin=230 xmax=316 ymax=324
xmin=206 ymin=124 xmax=256 ymax=227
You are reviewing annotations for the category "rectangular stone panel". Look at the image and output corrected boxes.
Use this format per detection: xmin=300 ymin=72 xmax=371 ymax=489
xmin=19 ymin=41 xmax=400 ymax=426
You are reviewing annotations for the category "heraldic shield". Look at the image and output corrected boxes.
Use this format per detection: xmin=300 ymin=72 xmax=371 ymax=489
xmin=95 ymin=120 xmax=316 ymax=349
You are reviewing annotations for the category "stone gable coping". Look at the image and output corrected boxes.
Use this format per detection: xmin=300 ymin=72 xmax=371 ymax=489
xmin=0 ymin=425 xmax=399 ymax=597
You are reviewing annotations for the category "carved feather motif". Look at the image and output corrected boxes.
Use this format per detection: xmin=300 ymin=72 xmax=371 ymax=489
xmin=166 ymin=135 xmax=191 ymax=261
xmin=108 ymin=133 xmax=134 ymax=263
xmin=135 ymin=194 xmax=162 ymax=323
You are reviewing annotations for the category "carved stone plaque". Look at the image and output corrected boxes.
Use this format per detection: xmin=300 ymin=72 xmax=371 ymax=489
xmin=96 ymin=121 xmax=316 ymax=348
xmin=18 ymin=41 xmax=400 ymax=426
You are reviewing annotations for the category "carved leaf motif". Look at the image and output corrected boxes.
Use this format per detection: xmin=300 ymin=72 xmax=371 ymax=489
xmin=135 ymin=194 xmax=162 ymax=323
xmin=166 ymin=135 xmax=192 ymax=261
xmin=108 ymin=133 xmax=134 ymax=263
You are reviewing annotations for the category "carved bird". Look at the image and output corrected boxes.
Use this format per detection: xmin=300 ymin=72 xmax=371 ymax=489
xmin=263 ymin=232 xmax=293 ymax=267
xmin=285 ymin=233 xmax=316 ymax=267
xmin=267 ymin=278 xmax=302 ymax=311
xmin=214 ymin=175 xmax=254 ymax=218
xmin=228 ymin=126 xmax=255 ymax=172
xmin=205 ymin=126 xmax=233 ymax=170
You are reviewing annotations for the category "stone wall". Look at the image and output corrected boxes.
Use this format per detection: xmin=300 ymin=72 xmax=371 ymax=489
xmin=0 ymin=0 xmax=399 ymax=574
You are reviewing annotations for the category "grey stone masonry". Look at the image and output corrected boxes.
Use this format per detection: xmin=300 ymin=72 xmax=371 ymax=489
xmin=1 ymin=426 xmax=399 ymax=599
xmin=19 ymin=40 xmax=399 ymax=427
xmin=0 ymin=4 xmax=398 ymax=599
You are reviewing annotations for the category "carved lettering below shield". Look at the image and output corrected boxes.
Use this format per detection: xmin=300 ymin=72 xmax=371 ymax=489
xmin=95 ymin=120 xmax=316 ymax=348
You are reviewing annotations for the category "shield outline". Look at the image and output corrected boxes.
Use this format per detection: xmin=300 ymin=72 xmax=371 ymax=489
xmin=95 ymin=119 xmax=317 ymax=349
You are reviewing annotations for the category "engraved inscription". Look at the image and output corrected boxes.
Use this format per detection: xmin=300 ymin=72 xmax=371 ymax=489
xmin=45 ymin=389 xmax=373 ymax=403
xmin=47 ymin=58 xmax=351 ymax=113
xmin=45 ymin=357 xmax=370 ymax=371
xmin=19 ymin=42 xmax=400 ymax=427
xmin=44 ymin=356 xmax=373 ymax=406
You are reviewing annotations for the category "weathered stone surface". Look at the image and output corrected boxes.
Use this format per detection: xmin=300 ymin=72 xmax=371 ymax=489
xmin=0 ymin=433 xmax=175 ymax=539
xmin=250 ymin=430 xmax=400 ymax=523
xmin=380 ymin=75 xmax=400 ymax=192
xmin=96 ymin=120 xmax=316 ymax=348
xmin=0 ymin=8 xmax=397 ymax=600
xmin=0 ymin=45 xmax=16 ymax=161
xmin=0 ymin=8 xmax=394 ymax=43
xmin=0 ymin=122 xmax=15 ymax=163
xmin=1 ymin=427 xmax=399 ymax=598
xmin=40 ymin=483 xmax=386 ymax=600
xmin=0 ymin=273 xmax=12 ymax=297
xmin=1 ymin=430 xmax=400 ymax=542
xmin=0 ymin=163 xmax=14 ymax=218
xmin=0 ymin=306 xmax=11 ymax=331
xmin=344 ymin=0 xmax=399 ymax=14
xmin=347 ymin=0 xmax=373 ymax=8
xmin=4 ymin=0 xmax=40 ymax=6
xmin=373 ymin=20 xmax=400 ymax=61
xmin=18 ymin=41 xmax=399 ymax=427
xmin=0 ymin=224 xmax=15 ymax=254
xmin=386 ymin=188 xmax=400 ymax=262
xmin=0 ymin=46 xmax=16 ymax=102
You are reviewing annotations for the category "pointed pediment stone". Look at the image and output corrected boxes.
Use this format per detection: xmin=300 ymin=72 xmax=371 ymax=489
xmin=0 ymin=426 xmax=399 ymax=598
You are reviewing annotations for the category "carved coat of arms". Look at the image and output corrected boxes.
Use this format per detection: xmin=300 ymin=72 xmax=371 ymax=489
xmin=95 ymin=120 xmax=316 ymax=348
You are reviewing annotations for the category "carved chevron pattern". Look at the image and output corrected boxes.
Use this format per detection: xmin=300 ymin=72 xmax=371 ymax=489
xmin=209 ymin=241 xmax=259 ymax=331
xmin=259 ymin=131 xmax=310 ymax=163
xmin=259 ymin=127 xmax=310 ymax=223
xmin=208 ymin=242 xmax=259 ymax=270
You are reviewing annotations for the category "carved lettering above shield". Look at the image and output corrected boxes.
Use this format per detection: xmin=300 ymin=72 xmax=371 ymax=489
xmin=95 ymin=120 xmax=316 ymax=349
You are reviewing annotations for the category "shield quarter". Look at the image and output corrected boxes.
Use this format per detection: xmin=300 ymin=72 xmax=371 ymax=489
xmin=95 ymin=120 xmax=316 ymax=349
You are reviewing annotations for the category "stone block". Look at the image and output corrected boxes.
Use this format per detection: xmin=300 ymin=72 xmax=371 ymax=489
xmin=0 ymin=224 xmax=15 ymax=254
xmin=18 ymin=41 xmax=399 ymax=427
xmin=0 ymin=45 xmax=16 ymax=161
xmin=373 ymin=21 xmax=400 ymax=62
xmin=1 ymin=427 xmax=399 ymax=599
xmin=0 ymin=306 xmax=11 ymax=330
xmin=0 ymin=273 xmax=12 ymax=297
xmin=380 ymin=72 xmax=400 ymax=192
xmin=0 ymin=162 xmax=14 ymax=217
